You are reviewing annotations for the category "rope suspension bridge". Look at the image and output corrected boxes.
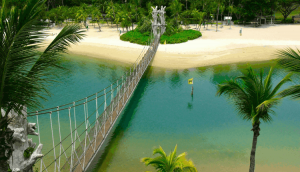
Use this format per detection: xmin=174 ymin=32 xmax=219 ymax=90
xmin=25 ymin=6 xmax=166 ymax=172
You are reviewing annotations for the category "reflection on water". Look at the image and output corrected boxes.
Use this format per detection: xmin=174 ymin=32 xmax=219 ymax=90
xmin=88 ymin=59 xmax=300 ymax=172
xmin=26 ymin=55 xmax=299 ymax=172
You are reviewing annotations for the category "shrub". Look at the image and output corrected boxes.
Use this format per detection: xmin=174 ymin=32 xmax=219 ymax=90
xmin=281 ymin=19 xmax=293 ymax=23
xmin=120 ymin=30 xmax=149 ymax=45
xmin=120 ymin=29 xmax=202 ymax=45
xmin=160 ymin=30 xmax=201 ymax=44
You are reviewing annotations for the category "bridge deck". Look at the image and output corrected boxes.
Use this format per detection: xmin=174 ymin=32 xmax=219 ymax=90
xmin=60 ymin=36 xmax=160 ymax=172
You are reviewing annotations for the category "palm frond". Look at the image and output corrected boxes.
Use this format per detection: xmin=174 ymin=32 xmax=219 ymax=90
xmin=0 ymin=0 xmax=86 ymax=116
xmin=256 ymin=98 xmax=281 ymax=123
xmin=269 ymin=72 xmax=293 ymax=98
xmin=216 ymin=80 xmax=252 ymax=120
xmin=278 ymin=85 xmax=300 ymax=99
xmin=263 ymin=67 xmax=274 ymax=96
xmin=216 ymin=66 xmax=291 ymax=126
xmin=153 ymin=146 xmax=167 ymax=159
xmin=141 ymin=145 xmax=197 ymax=172
xmin=277 ymin=47 xmax=300 ymax=73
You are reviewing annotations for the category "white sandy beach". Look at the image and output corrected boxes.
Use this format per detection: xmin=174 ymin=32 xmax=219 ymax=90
xmin=44 ymin=24 xmax=300 ymax=69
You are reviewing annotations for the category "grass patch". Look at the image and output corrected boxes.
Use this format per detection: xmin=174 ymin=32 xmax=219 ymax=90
xmin=275 ymin=6 xmax=300 ymax=20
xmin=120 ymin=30 xmax=202 ymax=45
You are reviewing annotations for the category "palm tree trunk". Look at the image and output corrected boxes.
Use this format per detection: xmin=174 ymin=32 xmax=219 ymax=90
xmin=221 ymin=14 xmax=223 ymax=27
xmin=216 ymin=6 xmax=219 ymax=32
xmin=249 ymin=122 xmax=260 ymax=172
xmin=186 ymin=0 xmax=187 ymax=10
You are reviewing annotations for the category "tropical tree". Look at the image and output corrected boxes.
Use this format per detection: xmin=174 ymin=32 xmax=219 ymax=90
xmin=0 ymin=0 xmax=85 ymax=170
xmin=219 ymin=4 xmax=225 ymax=28
xmin=216 ymin=66 xmax=293 ymax=172
xmin=214 ymin=0 xmax=224 ymax=32
xmin=227 ymin=4 xmax=234 ymax=29
xmin=192 ymin=9 xmax=206 ymax=31
xmin=168 ymin=0 xmax=183 ymax=28
xmin=119 ymin=10 xmax=131 ymax=32
xmin=91 ymin=7 xmax=103 ymax=31
xmin=277 ymin=48 xmax=300 ymax=98
xmin=106 ymin=0 xmax=116 ymax=26
xmin=76 ymin=3 xmax=89 ymax=28
xmin=277 ymin=0 xmax=300 ymax=22
xmin=141 ymin=145 xmax=197 ymax=172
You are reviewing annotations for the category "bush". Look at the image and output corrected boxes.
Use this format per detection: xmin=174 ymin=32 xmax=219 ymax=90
xmin=281 ymin=19 xmax=293 ymax=23
xmin=120 ymin=29 xmax=202 ymax=45
xmin=234 ymin=20 xmax=242 ymax=24
xmin=160 ymin=30 xmax=202 ymax=44
xmin=120 ymin=30 xmax=150 ymax=45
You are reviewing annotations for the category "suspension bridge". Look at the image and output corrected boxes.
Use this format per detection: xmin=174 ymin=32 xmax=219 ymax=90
xmin=24 ymin=6 xmax=166 ymax=172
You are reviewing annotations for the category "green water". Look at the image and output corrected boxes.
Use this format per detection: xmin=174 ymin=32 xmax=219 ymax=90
xmin=28 ymin=55 xmax=300 ymax=172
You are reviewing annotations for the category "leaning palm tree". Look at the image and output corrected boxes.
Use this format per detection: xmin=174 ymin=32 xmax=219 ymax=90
xmin=141 ymin=145 xmax=197 ymax=172
xmin=0 ymin=0 xmax=85 ymax=170
xmin=216 ymin=66 xmax=292 ymax=172
xmin=277 ymin=47 xmax=300 ymax=99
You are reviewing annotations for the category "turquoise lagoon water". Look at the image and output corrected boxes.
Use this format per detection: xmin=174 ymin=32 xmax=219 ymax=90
xmin=28 ymin=55 xmax=300 ymax=172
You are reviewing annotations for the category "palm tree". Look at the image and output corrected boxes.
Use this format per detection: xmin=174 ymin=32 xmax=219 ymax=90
xmin=277 ymin=47 xmax=300 ymax=99
xmin=0 ymin=0 xmax=85 ymax=169
xmin=219 ymin=4 xmax=225 ymax=28
xmin=227 ymin=4 xmax=234 ymax=29
xmin=216 ymin=66 xmax=292 ymax=172
xmin=1 ymin=0 xmax=84 ymax=117
xmin=141 ymin=145 xmax=197 ymax=172
xmin=169 ymin=0 xmax=183 ymax=28
xmin=215 ymin=0 xmax=224 ymax=32
xmin=91 ymin=7 xmax=103 ymax=31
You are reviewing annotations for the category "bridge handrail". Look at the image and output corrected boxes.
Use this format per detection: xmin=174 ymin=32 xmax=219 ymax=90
xmin=30 ymin=31 xmax=160 ymax=172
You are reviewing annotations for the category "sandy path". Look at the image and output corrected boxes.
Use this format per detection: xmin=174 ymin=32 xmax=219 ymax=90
xmin=44 ymin=24 xmax=300 ymax=69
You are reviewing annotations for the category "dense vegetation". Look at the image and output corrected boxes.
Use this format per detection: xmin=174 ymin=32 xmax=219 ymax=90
xmin=1 ymin=0 xmax=300 ymax=31
xmin=120 ymin=29 xmax=202 ymax=45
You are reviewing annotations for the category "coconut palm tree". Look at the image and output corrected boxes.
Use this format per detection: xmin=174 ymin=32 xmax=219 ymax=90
xmin=277 ymin=48 xmax=300 ymax=99
xmin=214 ymin=0 xmax=224 ymax=32
xmin=169 ymin=0 xmax=183 ymax=28
xmin=216 ymin=66 xmax=292 ymax=172
xmin=227 ymin=4 xmax=234 ymax=29
xmin=0 ymin=0 xmax=85 ymax=119
xmin=219 ymin=4 xmax=225 ymax=28
xmin=91 ymin=7 xmax=103 ymax=31
xmin=141 ymin=145 xmax=197 ymax=172
xmin=0 ymin=0 xmax=85 ymax=170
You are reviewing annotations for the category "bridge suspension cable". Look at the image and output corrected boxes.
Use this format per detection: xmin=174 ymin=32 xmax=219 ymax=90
xmin=29 ymin=28 xmax=161 ymax=172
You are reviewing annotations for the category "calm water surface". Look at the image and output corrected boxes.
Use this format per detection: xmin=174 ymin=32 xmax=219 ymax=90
xmin=28 ymin=55 xmax=300 ymax=172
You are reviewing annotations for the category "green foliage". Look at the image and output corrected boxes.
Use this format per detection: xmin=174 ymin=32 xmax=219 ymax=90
xmin=120 ymin=30 xmax=150 ymax=45
xmin=136 ymin=16 xmax=152 ymax=33
xmin=23 ymin=147 xmax=34 ymax=159
xmin=281 ymin=18 xmax=294 ymax=23
xmin=0 ymin=0 xmax=85 ymax=116
xmin=160 ymin=30 xmax=201 ymax=44
xmin=120 ymin=29 xmax=201 ymax=45
xmin=216 ymin=66 xmax=292 ymax=125
xmin=164 ymin=18 xmax=183 ymax=36
xmin=141 ymin=145 xmax=197 ymax=172
xmin=276 ymin=48 xmax=300 ymax=99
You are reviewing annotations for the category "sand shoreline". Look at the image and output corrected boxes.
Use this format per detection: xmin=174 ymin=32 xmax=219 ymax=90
xmin=44 ymin=24 xmax=300 ymax=69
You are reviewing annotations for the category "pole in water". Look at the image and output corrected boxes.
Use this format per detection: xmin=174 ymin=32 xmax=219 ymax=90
xmin=188 ymin=78 xmax=194 ymax=96
xmin=191 ymin=86 xmax=193 ymax=96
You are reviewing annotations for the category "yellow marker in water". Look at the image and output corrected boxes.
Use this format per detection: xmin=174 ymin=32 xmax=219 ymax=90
xmin=188 ymin=78 xmax=193 ymax=84
xmin=164 ymin=40 xmax=166 ymax=45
